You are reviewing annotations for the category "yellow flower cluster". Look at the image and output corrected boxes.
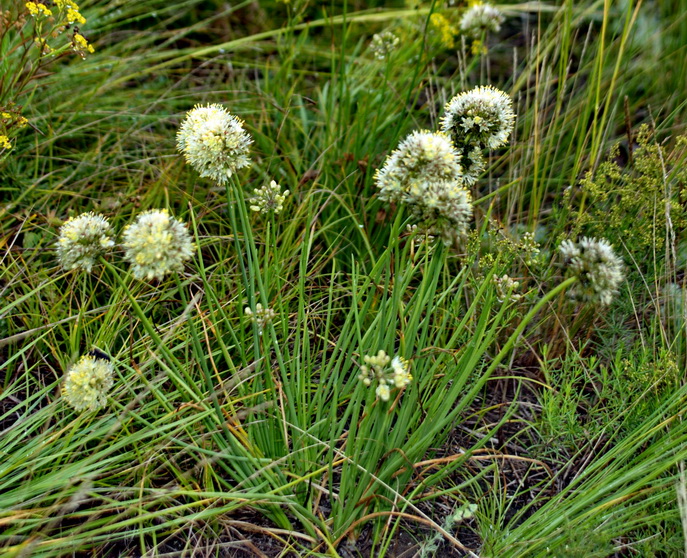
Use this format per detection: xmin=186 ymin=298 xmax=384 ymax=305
xmin=430 ymin=13 xmax=457 ymax=49
xmin=73 ymin=33 xmax=94 ymax=57
xmin=1 ymin=110 xmax=29 ymax=152
xmin=55 ymin=0 xmax=86 ymax=24
xmin=26 ymin=2 xmax=52 ymax=17
xmin=1 ymin=112 xmax=28 ymax=128
xmin=471 ymin=39 xmax=487 ymax=55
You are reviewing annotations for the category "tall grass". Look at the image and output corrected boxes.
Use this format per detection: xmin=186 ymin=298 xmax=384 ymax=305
xmin=2 ymin=0 xmax=687 ymax=555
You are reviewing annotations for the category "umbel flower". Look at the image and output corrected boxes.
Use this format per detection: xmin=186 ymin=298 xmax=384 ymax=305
xmin=357 ymin=350 xmax=412 ymax=402
xmin=56 ymin=212 xmax=115 ymax=272
xmin=177 ymin=104 xmax=252 ymax=185
xmin=121 ymin=209 xmax=194 ymax=281
xmin=375 ymin=131 xmax=462 ymax=200
xmin=249 ymin=180 xmax=290 ymax=215
xmin=370 ymin=31 xmax=400 ymax=60
xmin=441 ymin=85 xmax=515 ymax=151
xmin=408 ymin=180 xmax=473 ymax=244
xmin=441 ymin=85 xmax=515 ymax=184
xmin=459 ymin=2 xmax=505 ymax=37
xmin=493 ymin=274 xmax=523 ymax=303
xmin=244 ymin=303 xmax=277 ymax=335
xmin=559 ymin=237 xmax=625 ymax=305
xmin=63 ymin=354 xmax=114 ymax=412
xmin=375 ymin=131 xmax=472 ymax=243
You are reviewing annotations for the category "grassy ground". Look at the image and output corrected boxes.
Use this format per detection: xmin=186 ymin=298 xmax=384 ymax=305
xmin=2 ymin=0 xmax=687 ymax=556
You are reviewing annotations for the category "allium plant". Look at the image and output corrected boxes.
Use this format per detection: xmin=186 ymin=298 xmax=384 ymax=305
xmin=375 ymin=131 xmax=463 ymax=197
xmin=441 ymin=85 xmax=515 ymax=183
xmin=375 ymin=130 xmax=472 ymax=243
xmin=176 ymin=104 xmax=252 ymax=185
xmin=559 ymin=237 xmax=625 ymax=305
xmin=369 ymin=31 xmax=400 ymax=60
xmin=245 ymin=303 xmax=277 ymax=335
xmin=357 ymin=350 xmax=412 ymax=402
xmin=121 ymin=209 xmax=195 ymax=281
xmin=459 ymin=2 xmax=505 ymax=37
xmin=56 ymin=212 xmax=115 ymax=272
xmin=62 ymin=354 xmax=114 ymax=412
xmin=249 ymin=180 xmax=290 ymax=215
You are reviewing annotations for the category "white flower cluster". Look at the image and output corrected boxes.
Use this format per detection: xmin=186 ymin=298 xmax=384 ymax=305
xmin=245 ymin=303 xmax=277 ymax=334
xmin=559 ymin=237 xmax=625 ymax=305
xmin=56 ymin=212 xmax=115 ymax=272
xmin=370 ymin=31 xmax=400 ymax=60
xmin=441 ymin=85 xmax=515 ymax=184
xmin=249 ymin=180 xmax=290 ymax=215
xmin=376 ymin=131 xmax=462 ymax=196
xmin=375 ymin=131 xmax=472 ymax=243
xmin=121 ymin=209 xmax=195 ymax=281
xmin=357 ymin=350 xmax=412 ymax=402
xmin=493 ymin=273 xmax=522 ymax=303
xmin=459 ymin=2 xmax=504 ymax=37
xmin=177 ymin=104 xmax=252 ymax=185
xmin=62 ymin=354 xmax=114 ymax=412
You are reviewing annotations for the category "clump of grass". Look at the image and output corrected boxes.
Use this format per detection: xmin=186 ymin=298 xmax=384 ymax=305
xmin=2 ymin=1 xmax=687 ymax=556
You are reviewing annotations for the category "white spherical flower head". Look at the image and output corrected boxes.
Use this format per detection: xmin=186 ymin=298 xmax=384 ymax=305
xmin=121 ymin=209 xmax=195 ymax=281
xmin=63 ymin=354 xmax=114 ymax=412
xmin=177 ymin=104 xmax=252 ymax=185
xmin=370 ymin=31 xmax=400 ymax=60
xmin=56 ymin=212 xmax=115 ymax=272
xmin=375 ymin=130 xmax=463 ymax=203
xmin=460 ymin=2 xmax=505 ymax=37
xmin=441 ymin=85 xmax=515 ymax=151
xmin=411 ymin=180 xmax=473 ymax=244
xmin=559 ymin=237 xmax=625 ymax=305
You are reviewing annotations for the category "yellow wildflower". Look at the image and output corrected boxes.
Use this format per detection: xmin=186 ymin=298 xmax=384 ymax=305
xmin=26 ymin=2 xmax=52 ymax=16
xmin=73 ymin=33 xmax=95 ymax=57
xmin=0 ymin=136 xmax=12 ymax=150
xmin=430 ymin=13 xmax=457 ymax=49
xmin=66 ymin=7 xmax=86 ymax=24
xmin=471 ymin=39 xmax=487 ymax=55
xmin=1 ymin=113 xmax=10 ymax=120
xmin=54 ymin=0 xmax=86 ymax=24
